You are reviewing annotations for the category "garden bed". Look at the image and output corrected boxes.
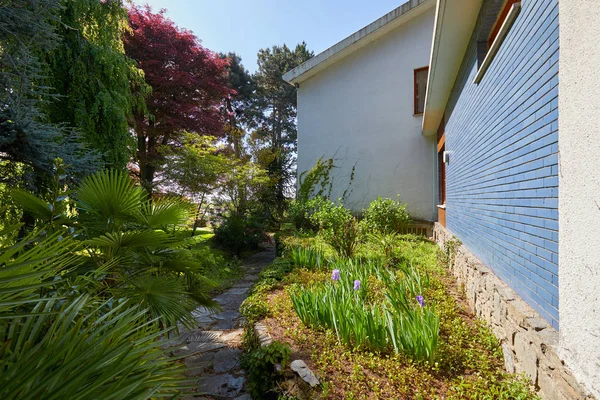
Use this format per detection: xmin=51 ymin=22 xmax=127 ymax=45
xmin=240 ymin=233 xmax=538 ymax=399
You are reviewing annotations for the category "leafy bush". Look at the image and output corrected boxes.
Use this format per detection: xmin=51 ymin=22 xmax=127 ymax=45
xmin=361 ymin=196 xmax=412 ymax=234
xmin=289 ymin=258 xmax=439 ymax=363
xmin=310 ymin=199 xmax=359 ymax=257
xmin=214 ymin=213 xmax=263 ymax=255
xmin=241 ymin=340 xmax=291 ymax=399
xmin=258 ymin=257 xmax=294 ymax=281
xmin=240 ymin=296 xmax=270 ymax=322
xmin=287 ymin=195 xmax=331 ymax=232
xmin=367 ymin=231 xmax=401 ymax=262
xmin=287 ymin=199 xmax=314 ymax=231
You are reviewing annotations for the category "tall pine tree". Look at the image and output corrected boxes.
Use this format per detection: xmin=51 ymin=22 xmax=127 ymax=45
xmin=249 ymin=43 xmax=313 ymax=212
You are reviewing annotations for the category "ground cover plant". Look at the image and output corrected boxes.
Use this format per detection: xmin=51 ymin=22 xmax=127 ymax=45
xmin=239 ymin=197 xmax=538 ymax=399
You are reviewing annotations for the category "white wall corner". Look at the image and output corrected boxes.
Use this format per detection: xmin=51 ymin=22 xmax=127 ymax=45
xmin=558 ymin=0 xmax=600 ymax=397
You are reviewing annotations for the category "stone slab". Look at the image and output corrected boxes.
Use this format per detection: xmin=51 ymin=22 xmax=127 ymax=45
xmin=213 ymin=348 xmax=242 ymax=373
xmin=197 ymin=374 xmax=245 ymax=398
xmin=290 ymin=359 xmax=320 ymax=387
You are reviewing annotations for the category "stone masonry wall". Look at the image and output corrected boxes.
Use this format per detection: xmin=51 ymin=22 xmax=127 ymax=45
xmin=433 ymin=223 xmax=593 ymax=400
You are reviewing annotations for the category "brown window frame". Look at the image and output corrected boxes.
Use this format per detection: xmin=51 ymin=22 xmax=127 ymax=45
xmin=487 ymin=0 xmax=521 ymax=48
xmin=474 ymin=0 xmax=521 ymax=84
xmin=437 ymin=118 xmax=446 ymax=227
xmin=413 ymin=66 xmax=429 ymax=115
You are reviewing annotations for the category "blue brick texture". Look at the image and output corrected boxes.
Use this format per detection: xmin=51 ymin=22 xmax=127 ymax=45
xmin=444 ymin=0 xmax=559 ymax=328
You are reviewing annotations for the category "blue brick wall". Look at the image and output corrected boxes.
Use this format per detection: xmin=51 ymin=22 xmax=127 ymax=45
xmin=444 ymin=0 xmax=559 ymax=328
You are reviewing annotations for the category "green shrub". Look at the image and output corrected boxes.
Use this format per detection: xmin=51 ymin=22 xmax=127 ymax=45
xmin=240 ymin=296 xmax=270 ymax=323
xmin=366 ymin=231 xmax=401 ymax=261
xmin=214 ymin=214 xmax=262 ymax=255
xmin=361 ymin=196 xmax=411 ymax=234
xmin=259 ymin=257 xmax=294 ymax=281
xmin=310 ymin=199 xmax=359 ymax=257
xmin=287 ymin=195 xmax=333 ymax=231
xmin=241 ymin=340 xmax=291 ymax=399
xmin=287 ymin=199 xmax=315 ymax=231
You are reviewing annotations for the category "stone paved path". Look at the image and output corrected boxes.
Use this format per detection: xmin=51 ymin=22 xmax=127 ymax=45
xmin=177 ymin=246 xmax=275 ymax=400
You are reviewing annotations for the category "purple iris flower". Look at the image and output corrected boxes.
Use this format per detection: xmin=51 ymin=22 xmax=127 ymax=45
xmin=332 ymin=269 xmax=341 ymax=281
xmin=353 ymin=280 xmax=361 ymax=291
xmin=416 ymin=295 xmax=425 ymax=307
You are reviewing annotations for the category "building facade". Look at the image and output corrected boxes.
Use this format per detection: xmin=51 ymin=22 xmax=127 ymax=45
xmin=284 ymin=0 xmax=437 ymax=221
xmin=287 ymin=0 xmax=599 ymax=397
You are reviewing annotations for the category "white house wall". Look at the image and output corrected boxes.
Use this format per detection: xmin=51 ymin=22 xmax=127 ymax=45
xmin=559 ymin=0 xmax=600 ymax=396
xmin=296 ymin=9 xmax=436 ymax=220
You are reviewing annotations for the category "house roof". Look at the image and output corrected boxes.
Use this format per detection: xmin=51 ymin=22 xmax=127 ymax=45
xmin=421 ymin=0 xmax=483 ymax=136
xmin=283 ymin=0 xmax=435 ymax=85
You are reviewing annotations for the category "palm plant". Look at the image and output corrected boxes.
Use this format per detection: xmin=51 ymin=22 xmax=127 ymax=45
xmin=13 ymin=169 xmax=218 ymax=329
xmin=0 ymin=224 xmax=189 ymax=399
xmin=76 ymin=170 xmax=218 ymax=328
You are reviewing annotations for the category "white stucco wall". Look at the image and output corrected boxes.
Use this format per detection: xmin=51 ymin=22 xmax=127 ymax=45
xmin=559 ymin=1 xmax=600 ymax=397
xmin=296 ymin=8 xmax=436 ymax=220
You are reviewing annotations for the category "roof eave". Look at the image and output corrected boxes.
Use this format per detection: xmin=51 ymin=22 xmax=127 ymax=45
xmin=283 ymin=0 xmax=435 ymax=85
xmin=421 ymin=0 xmax=483 ymax=136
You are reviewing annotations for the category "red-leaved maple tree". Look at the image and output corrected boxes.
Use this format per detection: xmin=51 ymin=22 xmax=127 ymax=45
xmin=125 ymin=5 xmax=232 ymax=193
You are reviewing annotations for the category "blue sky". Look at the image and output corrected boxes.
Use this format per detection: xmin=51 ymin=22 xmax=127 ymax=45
xmin=134 ymin=0 xmax=404 ymax=72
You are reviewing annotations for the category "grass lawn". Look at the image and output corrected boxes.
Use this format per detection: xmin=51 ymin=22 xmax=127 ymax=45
xmin=240 ymin=233 xmax=538 ymax=399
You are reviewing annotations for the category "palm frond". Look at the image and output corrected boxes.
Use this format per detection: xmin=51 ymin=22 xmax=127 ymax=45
xmin=77 ymin=170 xmax=144 ymax=227
xmin=84 ymin=230 xmax=183 ymax=250
xmin=138 ymin=197 xmax=193 ymax=230
xmin=10 ymin=189 xmax=53 ymax=221
xmin=0 ymin=226 xmax=81 ymax=316
xmin=123 ymin=275 xmax=198 ymax=329
xmin=0 ymin=296 xmax=190 ymax=400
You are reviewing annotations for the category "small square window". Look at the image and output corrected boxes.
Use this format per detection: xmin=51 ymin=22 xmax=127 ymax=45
xmin=414 ymin=66 xmax=428 ymax=115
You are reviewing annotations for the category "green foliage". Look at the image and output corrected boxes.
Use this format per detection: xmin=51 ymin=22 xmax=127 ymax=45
xmin=12 ymin=169 xmax=217 ymax=329
xmin=449 ymin=373 xmax=537 ymax=399
xmin=240 ymin=257 xmax=294 ymax=324
xmin=218 ymin=159 xmax=271 ymax=216
xmin=366 ymin=231 xmax=401 ymax=262
xmin=258 ymin=257 xmax=294 ymax=281
xmin=45 ymin=0 xmax=148 ymax=169
xmin=240 ymin=296 xmax=270 ymax=323
xmin=0 ymin=1 xmax=99 ymax=187
xmin=440 ymin=236 xmax=462 ymax=268
xmin=297 ymin=157 xmax=334 ymax=202
xmin=0 ymin=223 xmax=189 ymax=399
xmin=289 ymin=258 xmax=439 ymax=362
xmin=159 ymin=133 xmax=228 ymax=199
xmin=287 ymin=195 xmax=328 ymax=232
xmin=360 ymin=196 xmax=412 ymax=235
xmin=310 ymin=199 xmax=359 ymax=257
xmin=214 ymin=213 xmax=263 ymax=256
xmin=288 ymin=246 xmax=324 ymax=270
xmin=241 ymin=340 xmax=291 ymax=399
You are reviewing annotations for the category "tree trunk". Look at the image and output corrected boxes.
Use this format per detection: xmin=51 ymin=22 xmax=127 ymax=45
xmin=191 ymin=192 xmax=205 ymax=237
xmin=137 ymin=133 xmax=156 ymax=197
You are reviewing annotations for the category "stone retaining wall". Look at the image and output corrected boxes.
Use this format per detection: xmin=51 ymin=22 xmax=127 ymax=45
xmin=433 ymin=223 xmax=594 ymax=400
